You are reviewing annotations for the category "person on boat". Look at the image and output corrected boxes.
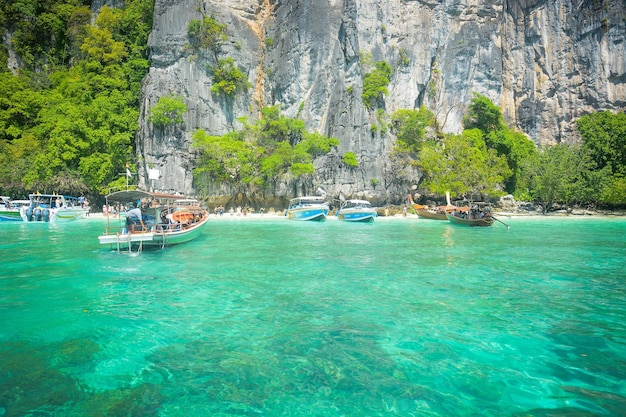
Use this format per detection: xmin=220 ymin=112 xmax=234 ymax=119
xmin=126 ymin=203 xmax=145 ymax=233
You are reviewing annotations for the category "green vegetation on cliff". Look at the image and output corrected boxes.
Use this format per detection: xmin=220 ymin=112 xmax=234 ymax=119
xmin=0 ymin=0 xmax=154 ymax=197
xmin=362 ymin=61 xmax=392 ymax=109
xmin=192 ymin=106 xmax=339 ymax=194
xmin=148 ymin=95 xmax=187 ymax=127
xmin=394 ymin=93 xmax=625 ymax=209
xmin=187 ymin=14 xmax=249 ymax=99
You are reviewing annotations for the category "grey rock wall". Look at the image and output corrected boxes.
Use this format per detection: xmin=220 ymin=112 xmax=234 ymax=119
xmin=137 ymin=0 xmax=625 ymax=205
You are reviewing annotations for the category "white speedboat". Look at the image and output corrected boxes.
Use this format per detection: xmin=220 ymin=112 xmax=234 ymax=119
xmin=336 ymin=199 xmax=377 ymax=222
xmin=98 ymin=190 xmax=209 ymax=251
xmin=20 ymin=194 xmax=89 ymax=222
xmin=285 ymin=196 xmax=329 ymax=221
xmin=0 ymin=197 xmax=30 ymax=221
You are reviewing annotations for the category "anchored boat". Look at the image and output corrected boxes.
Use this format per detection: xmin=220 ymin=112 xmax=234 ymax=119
xmin=98 ymin=190 xmax=209 ymax=251
xmin=0 ymin=197 xmax=30 ymax=222
xmin=285 ymin=196 xmax=329 ymax=221
xmin=415 ymin=206 xmax=453 ymax=220
xmin=336 ymin=199 xmax=377 ymax=222
xmin=445 ymin=207 xmax=494 ymax=227
xmin=20 ymin=194 xmax=89 ymax=222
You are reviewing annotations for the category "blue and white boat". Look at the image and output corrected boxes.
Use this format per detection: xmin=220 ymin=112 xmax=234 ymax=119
xmin=336 ymin=199 xmax=378 ymax=222
xmin=20 ymin=194 xmax=89 ymax=222
xmin=286 ymin=196 xmax=329 ymax=221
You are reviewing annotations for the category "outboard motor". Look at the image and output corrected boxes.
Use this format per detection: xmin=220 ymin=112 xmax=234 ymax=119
xmin=25 ymin=207 xmax=33 ymax=222
xmin=33 ymin=207 xmax=42 ymax=222
xmin=42 ymin=208 xmax=50 ymax=222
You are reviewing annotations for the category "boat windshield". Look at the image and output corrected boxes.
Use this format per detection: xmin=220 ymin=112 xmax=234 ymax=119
xmin=289 ymin=197 xmax=326 ymax=207
xmin=343 ymin=200 xmax=372 ymax=209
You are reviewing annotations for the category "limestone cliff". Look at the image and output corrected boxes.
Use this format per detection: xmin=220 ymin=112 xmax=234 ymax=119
xmin=137 ymin=0 xmax=626 ymax=205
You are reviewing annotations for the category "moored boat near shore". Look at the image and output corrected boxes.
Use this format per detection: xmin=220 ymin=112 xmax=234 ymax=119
xmin=416 ymin=206 xmax=454 ymax=220
xmin=409 ymin=193 xmax=456 ymax=220
xmin=445 ymin=208 xmax=494 ymax=227
xmin=286 ymin=196 xmax=329 ymax=221
xmin=0 ymin=197 xmax=30 ymax=221
xmin=336 ymin=199 xmax=377 ymax=222
xmin=98 ymin=189 xmax=209 ymax=251
xmin=20 ymin=194 xmax=89 ymax=222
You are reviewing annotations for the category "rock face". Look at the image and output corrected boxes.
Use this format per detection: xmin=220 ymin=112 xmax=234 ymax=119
xmin=137 ymin=0 xmax=626 ymax=205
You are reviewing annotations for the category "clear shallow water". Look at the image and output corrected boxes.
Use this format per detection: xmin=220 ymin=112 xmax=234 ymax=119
xmin=1 ymin=216 xmax=625 ymax=416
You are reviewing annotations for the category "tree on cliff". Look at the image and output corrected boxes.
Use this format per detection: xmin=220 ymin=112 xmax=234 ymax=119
xmin=362 ymin=61 xmax=392 ymax=109
xmin=417 ymin=129 xmax=511 ymax=199
xmin=192 ymin=106 xmax=338 ymax=195
xmin=209 ymin=58 xmax=251 ymax=97
xmin=577 ymin=110 xmax=626 ymax=206
xmin=187 ymin=14 xmax=227 ymax=62
xmin=463 ymin=93 xmax=537 ymax=195
xmin=392 ymin=107 xmax=435 ymax=153
xmin=463 ymin=93 xmax=505 ymax=132
xmin=519 ymin=144 xmax=606 ymax=211
xmin=148 ymin=95 xmax=187 ymax=127
xmin=187 ymin=13 xmax=249 ymax=120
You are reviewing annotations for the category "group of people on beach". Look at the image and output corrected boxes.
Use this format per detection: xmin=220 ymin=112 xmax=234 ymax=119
xmin=212 ymin=205 xmax=265 ymax=216
xmin=102 ymin=203 xmax=128 ymax=218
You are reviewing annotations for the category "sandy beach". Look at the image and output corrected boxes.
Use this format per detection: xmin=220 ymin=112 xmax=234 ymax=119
xmin=85 ymin=209 xmax=624 ymax=223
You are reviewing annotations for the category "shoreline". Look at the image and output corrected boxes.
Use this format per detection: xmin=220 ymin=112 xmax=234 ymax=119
xmin=84 ymin=210 xmax=625 ymax=222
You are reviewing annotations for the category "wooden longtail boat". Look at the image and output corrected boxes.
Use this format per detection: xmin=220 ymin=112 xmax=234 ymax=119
xmin=445 ymin=211 xmax=494 ymax=227
xmin=408 ymin=194 xmax=455 ymax=220
xmin=98 ymin=189 xmax=209 ymax=251
xmin=416 ymin=206 xmax=456 ymax=220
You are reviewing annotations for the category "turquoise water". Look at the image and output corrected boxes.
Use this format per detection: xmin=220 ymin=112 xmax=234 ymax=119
xmin=1 ymin=216 xmax=625 ymax=416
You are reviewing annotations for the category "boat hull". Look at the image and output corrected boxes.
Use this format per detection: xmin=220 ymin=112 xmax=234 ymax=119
xmin=20 ymin=207 xmax=88 ymax=222
xmin=19 ymin=194 xmax=89 ymax=223
xmin=416 ymin=208 xmax=447 ymax=220
xmin=99 ymin=215 xmax=209 ymax=249
xmin=0 ymin=210 xmax=23 ymax=221
xmin=337 ymin=209 xmax=377 ymax=222
xmin=445 ymin=213 xmax=494 ymax=227
xmin=54 ymin=208 xmax=90 ymax=221
xmin=286 ymin=207 xmax=328 ymax=221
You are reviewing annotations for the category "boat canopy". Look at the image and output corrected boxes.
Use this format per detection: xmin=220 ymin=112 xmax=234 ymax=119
xmin=104 ymin=190 xmax=186 ymax=204
xmin=343 ymin=199 xmax=372 ymax=206
xmin=175 ymin=198 xmax=201 ymax=207
xmin=289 ymin=196 xmax=326 ymax=205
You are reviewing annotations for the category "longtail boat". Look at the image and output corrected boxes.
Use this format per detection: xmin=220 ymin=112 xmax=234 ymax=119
xmin=445 ymin=210 xmax=494 ymax=227
xmin=98 ymin=189 xmax=209 ymax=251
